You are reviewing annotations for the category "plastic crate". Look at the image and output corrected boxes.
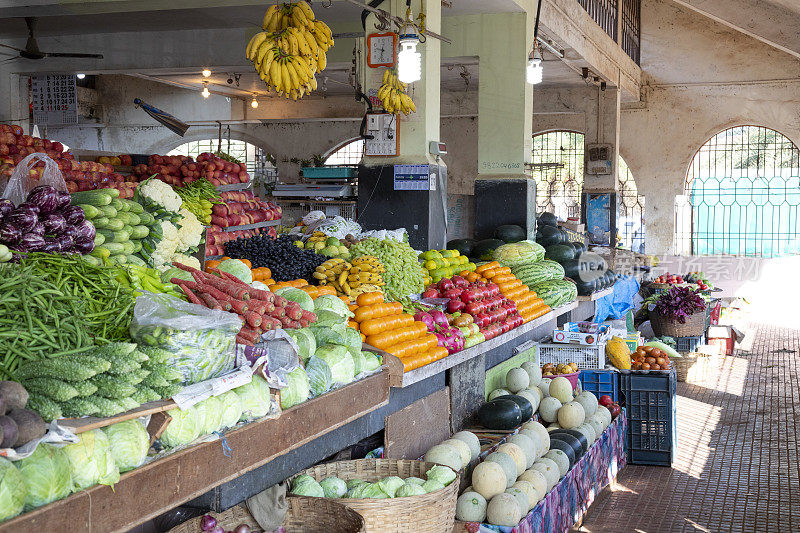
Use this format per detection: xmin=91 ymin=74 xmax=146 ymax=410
xmin=620 ymin=368 xmax=677 ymax=466
xmin=579 ymin=369 xmax=620 ymax=402
xmin=674 ymin=335 xmax=705 ymax=353
xmin=536 ymin=340 xmax=606 ymax=370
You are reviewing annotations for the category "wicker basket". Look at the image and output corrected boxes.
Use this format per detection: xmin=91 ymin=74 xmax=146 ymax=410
xmin=650 ymin=309 xmax=706 ymax=337
xmin=673 ymin=351 xmax=718 ymax=383
xmin=290 ymin=458 xmax=459 ymax=532
xmin=168 ymin=498 xmax=365 ymax=533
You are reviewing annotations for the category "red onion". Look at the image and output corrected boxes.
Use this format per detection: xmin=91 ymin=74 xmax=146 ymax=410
xmin=233 ymin=525 xmax=251 ymax=533
xmin=200 ymin=515 xmax=217 ymax=531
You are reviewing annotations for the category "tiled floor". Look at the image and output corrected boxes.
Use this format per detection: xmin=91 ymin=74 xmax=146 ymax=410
xmin=576 ymin=322 xmax=800 ymax=532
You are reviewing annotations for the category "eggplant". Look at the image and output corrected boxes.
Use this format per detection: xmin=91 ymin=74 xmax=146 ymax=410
xmin=7 ymin=208 xmax=37 ymax=233
xmin=62 ymin=224 xmax=76 ymax=240
xmin=41 ymin=213 xmax=66 ymax=235
xmin=55 ymin=234 xmax=74 ymax=251
xmin=55 ymin=190 xmax=72 ymax=210
xmin=0 ymin=223 xmax=22 ymax=244
xmin=39 ymin=241 xmax=61 ymax=253
xmin=26 ymin=185 xmax=59 ymax=214
xmin=73 ymin=219 xmax=96 ymax=240
xmin=73 ymin=236 xmax=95 ymax=254
xmin=0 ymin=199 xmax=13 ymax=220
xmin=29 ymin=222 xmax=45 ymax=237
xmin=60 ymin=205 xmax=85 ymax=226
xmin=20 ymin=233 xmax=45 ymax=251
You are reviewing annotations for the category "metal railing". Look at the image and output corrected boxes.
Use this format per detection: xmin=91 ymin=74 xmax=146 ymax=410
xmin=577 ymin=0 xmax=641 ymax=64
xmin=621 ymin=0 xmax=641 ymax=64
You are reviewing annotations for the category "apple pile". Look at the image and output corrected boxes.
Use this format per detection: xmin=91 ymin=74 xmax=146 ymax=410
xmin=653 ymin=272 xmax=684 ymax=285
xmin=133 ymin=152 xmax=250 ymax=188
xmin=210 ymin=190 xmax=282 ymax=229
xmin=598 ymin=395 xmax=622 ymax=420
xmin=205 ymin=225 xmax=278 ymax=257
xmin=422 ymin=276 xmax=524 ymax=340
xmin=97 ymin=155 xmax=133 ymax=167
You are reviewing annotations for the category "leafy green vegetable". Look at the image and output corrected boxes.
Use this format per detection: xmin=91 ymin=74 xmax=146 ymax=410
xmin=275 ymin=288 xmax=315 ymax=313
xmin=395 ymin=482 xmax=426 ymax=497
xmin=235 ymin=375 xmax=272 ymax=421
xmin=319 ymin=476 xmax=347 ymax=498
xmin=313 ymin=295 xmax=353 ymax=319
xmin=306 ymin=357 xmax=332 ymax=397
xmin=352 ymin=350 xmax=365 ymax=376
xmin=195 ymin=396 xmax=222 ymax=435
xmin=291 ymin=476 xmax=324 ymax=497
xmin=377 ymin=476 xmax=405 ymax=498
xmin=17 ymin=444 xmax=72 ymax=509
xmin=314 ymin=345 xmax=355 ymax=385
xmin=357 ymin=482 xmax=389 ymax=498
xmin=62 ymin=430 xmax=120 ymax=490
xmin=0 ymin=458 xmax=26 ymax=519
xmin=421 ymin=479 xmax=445 ymax=493
xmin=287 ymin=328 xmax=317 ymax=364
xmin=217 ymin=259 xmax=252 ymax=284
xmin=362 ymin=351 xmax=381 ymax=372
xmin=346 ymin=478 xmax=366 ymax=490
xmin=160 ymin=407 xmax=201 ymax=448
xmin=217 ymin=391 xmax=243 ymax=429
xmin=404 ymin=476 xmax=425 ymax=486
xmin=425 ymin=465 xmax=456 ymax=487
xmin=281 ymin=367 xmax=310 ymax=410
xmin=104 ymin=420 xmax=150 ymax=472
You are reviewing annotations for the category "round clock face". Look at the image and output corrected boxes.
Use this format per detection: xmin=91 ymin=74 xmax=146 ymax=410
xmin=369 ymin=35 xmax=395 ymax=66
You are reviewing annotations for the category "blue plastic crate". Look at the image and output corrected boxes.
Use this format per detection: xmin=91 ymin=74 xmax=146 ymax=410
xmin=674 ymin=334 xmax=705 ymax=353
xmin=620 ymin=368 xmax=677 ymax=466
xmin=579 ymin=369 xmax=619 ymax=402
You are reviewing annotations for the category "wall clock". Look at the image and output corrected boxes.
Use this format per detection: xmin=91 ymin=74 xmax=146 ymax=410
xmin=367 ymin=32 xmax=397 ymax=68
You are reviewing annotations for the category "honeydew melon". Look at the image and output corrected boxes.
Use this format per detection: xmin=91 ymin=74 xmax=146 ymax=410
xmin=489 ymin=388 xmax=511 ymax=401
xmin=595 ymin=405 xmax=612 ymax=427
xmin=487 ymin=493 xmax=523 ymax=527
xmin=587 ymin=416 xmax=605 ymax=439
xmin=549 ymin=376 xmax=574 ymax=404
xmin=537 ymin=378 xmax=552 ymax=398
xmin=512 ymin=480 xmax=538 ymax=511
xmin=517 ymin=469 xmax=547 ymax=502
xmin=574 ymin=390 xmax=598 ymax=418
xmin=543 ymin=449 xmax=570 ymax=478
xmin=496 ymin=443 xmax=526 ymax=477
xmin=531 ymin=458 xmax=559 ymax=490
xmin=472 ymin=461 xmax=506 ymax=499
xmin=456 ymin=491 xmax=487 ymax=522
xmin=547 ymin=422 xmax=562 ymax=431
xmin=520 ymin=420 xmax=550 ymax=456
xmin=424 ymin=444 xmax=462 ymax=472
xmin=520 ymin=361 xmax=542 ymax=387
xmin=557 ymin=402 xmax=586 ymax=429
xmin=575 ymin=423 xmax=597 ymax=444
xmin=538 ymin=397 xmax=562 ymax=423
xmin=508 ymin=434 xmax=537 ymax=469
xmin=452 ymin=431 xmax=481 ymax=462
xmin=516 ymin=389 xmax=540 ymax=415
xmin=505 ymin=487 xmax=530 ymax=519
xmin=486 ymin=451 xmax=518 ymax=488
xmin=505 ymin=367 xmax=530 ymax=393
xmin=441 ymin=438 xmax=471 ymax=469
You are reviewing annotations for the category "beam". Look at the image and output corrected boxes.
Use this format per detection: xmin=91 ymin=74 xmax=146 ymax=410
xmin=671 ymin=0 xmax=800 ymax=60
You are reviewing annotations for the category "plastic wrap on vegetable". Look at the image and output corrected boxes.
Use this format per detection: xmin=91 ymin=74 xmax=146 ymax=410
xmin=130 ymin=293 xmax=242 ymax=384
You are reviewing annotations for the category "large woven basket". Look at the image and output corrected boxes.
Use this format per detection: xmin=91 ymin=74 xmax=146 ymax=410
xmin=674 ymin=351 xmax=718 ymax=383
xmin=290 ymin=458 xmax=459 ymax=532
xmin=168 ymin=498 xmax=365 ymax=533
xmin=650 ymin=309 xmax=706 ymax=337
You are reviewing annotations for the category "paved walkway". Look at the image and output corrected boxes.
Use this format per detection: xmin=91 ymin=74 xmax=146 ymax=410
xmin=576 ymin=322 xmax=800 ymax=532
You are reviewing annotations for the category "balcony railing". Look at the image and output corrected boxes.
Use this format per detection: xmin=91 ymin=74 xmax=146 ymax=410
xmin=577 ymin=0 xmax=641 ymax=64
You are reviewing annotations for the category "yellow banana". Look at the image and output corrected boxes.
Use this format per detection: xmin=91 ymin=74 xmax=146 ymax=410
xmin=309 ymin=76 xmax=318 ymax=90
xmin=285 ymin=60 xmax=300 ymax=90
xmin=256 ymin=41 xmax=272 ymax=67
xmin=287 ymin=31 xmax=299 ymax=56
xmin=247 ymin=32 xmax=268 ymax=60
xmin=262 ymin=5 xmax=277 ymax=30
xmin=270 ymin=59 xmax=282 ymax=93
xmin=293 ymin=7 xmax=309 ymax=28
xmin=262 ymin=48 xmax=278 ymax=76
xmin=298 ymin=1 xmax=315 ymax=22
xmin=301 ymin=29 xmax=319 ymax=57
xmin=317 ymin=49 xmax=327 ymax=71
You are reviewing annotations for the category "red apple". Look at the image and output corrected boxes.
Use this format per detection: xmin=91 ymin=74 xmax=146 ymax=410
xmin=422 ymin=288 xmax=439 ymax=299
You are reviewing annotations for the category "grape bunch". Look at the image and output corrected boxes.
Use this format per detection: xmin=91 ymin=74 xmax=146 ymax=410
xmin=224 ymin=234 xmax=327 ymax=281
xmin=349 ymin=237 xmax=425 ymax=301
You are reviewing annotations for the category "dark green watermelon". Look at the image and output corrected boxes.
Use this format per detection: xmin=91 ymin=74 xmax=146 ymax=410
xmin=471 ymin=238 xmax=505 ymax=261
xmin=558 ymin=228 xmax=572 ymax=244
xmin=538 ymin=212 xmax=558 ymax=227
xmin=571 ymin=241 xmax=587 ymax=253
xmin=447 ymin=238 xmax=476 ymax=257
xmin=545 ymin=244 xmax=576 ymax=263
xmin=562 ymin=260 xmax=581 ymax=280
xmin=575 ymin=278 xmax=597 ymax=296
xmin=494 ymin=224 xmax=526 ymax=243
xmin=537 ymin=225 xmax=563 ymax=247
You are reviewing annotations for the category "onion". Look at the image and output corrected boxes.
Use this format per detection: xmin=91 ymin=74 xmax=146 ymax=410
xmin=200 ymin=515 xmax=217 ymax=531
xmin=233 ymin=525 xmax=251 ymax=533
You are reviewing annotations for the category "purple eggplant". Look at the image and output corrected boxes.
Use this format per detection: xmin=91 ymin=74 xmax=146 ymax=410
xmin=17 ymin=203 xmax=39 ymax=215
xmin=20 ymin=233 xmax=45 ymax=251
xmin=55 ymin=190 xmax=72 ymax=210
xmin=62 ymin=224 xmax=76 ymax=240
xmin=29 ymin=222 xmax=45 ymax=237
xmin=0 ymin=223 xmax=22 ymax=244
xmin=55 ymin=234 xmax=74 ymax=251
xmin=41 ymin=213 xmax=67 ymax=235
xmin=39 ymin=240 xmax=61 ymax=253
xmin=73 ymin=219 xmax=96 ymax=240
xmin=73 ymin=236 xmax=95 ymax=254
xmin=60 ymin=205 xmax=85 ymax=226
xmin=7 ymin=207 xmax=38 ymax=233
xmin=26 ymin=185 xmax=59 ymax=214
xmin=0 ymin=199 xmax=13 ymax=220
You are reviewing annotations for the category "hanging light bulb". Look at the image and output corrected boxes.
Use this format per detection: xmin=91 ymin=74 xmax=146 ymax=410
xmin=76 ymin=73 xmax=86 ymax=80
xmin=526 ymin=47 xmax=543 ymax=85
xmin=250 ymin=95 xmax=259 ymax=109
xmin=202 ymin=68 xmax=212 ymax=78
xmin=201 ymin=83 xmax=210 ymax=98
xmin=397 ymin=34 xmax=421 ymax=83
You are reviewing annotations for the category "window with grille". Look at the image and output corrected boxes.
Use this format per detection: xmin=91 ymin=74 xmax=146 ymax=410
xmin=169 ymin=139 xmax=257 ymax=175
xmin=324 ymin=139 xmax=364 ymax=166
xmin=677 ymin=126 xmax=800 ymax=257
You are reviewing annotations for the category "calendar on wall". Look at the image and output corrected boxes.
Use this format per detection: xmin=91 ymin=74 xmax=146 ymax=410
xmin=31 ymin=75 xmax=78 ymax=125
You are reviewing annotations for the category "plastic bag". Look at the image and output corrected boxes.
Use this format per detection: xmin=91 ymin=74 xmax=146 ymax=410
xmin=594 ymin=276 xmax=641 ymax=323
xmin=130 ymin=293 xmax=242 ymax=385
xmin=256 ymin=329 xmax=302 ymax=389
xmin=2 ymin=153 xmax=67 ymax=206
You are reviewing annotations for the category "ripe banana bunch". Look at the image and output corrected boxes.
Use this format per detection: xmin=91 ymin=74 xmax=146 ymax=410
xmin=313 ymin=256 xmax=385 ymax=297
xmin=378 ymin=69 xmax=416 ymax=116
xmin=246 ymin=2 xmax=334 ymax=100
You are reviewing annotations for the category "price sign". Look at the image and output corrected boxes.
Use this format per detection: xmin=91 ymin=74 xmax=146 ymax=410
xmin=31 ymin=75 xmax=78 ymax=125
xmin=393 ymin=164 xmax=430 ymax=191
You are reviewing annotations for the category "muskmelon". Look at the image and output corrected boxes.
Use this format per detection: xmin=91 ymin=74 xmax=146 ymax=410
xmin=544 ymin=449 xmax=570 ymax=478
xmin=538 ymin=396 xmax=562 ymax=423
xmin=424 ymin=444 xmax=462 ymax=472
xmin=574 ymin=390 xmax=598 ymax=418
xmin=576 ymin=423 xmax=597 ymax=444
xmin=518 ymin=429 xmax=544 ymax=460
xmin=516 ymin=389 xmax=540 ymax=414
xmin=547 ymin=422 xmax=562 ymax=431
xmin=496 ymin=443 xmax=526 ymax=477
xmin=512 ymin=480 xmax=538 ymax=511
xmin=472 ymin=461 xmax=506 ymax=499
xmin=488 ymin=388 xmax=511 ymax=401
xmin=505 ymin=367 xmax=530 ymax=393
xmin=557 ymin=401 xmax=586 ymax=429
xmin=442 ymin=438 xmax=472 ymax=469
xmin=452 ymin=431 xmax=481 ymax=462
xmin=520 ymin=361 xmax=542 ymax=387
xmin=456 ymin=491 xmax=487 ymax=522
xmin=505 ymin=487 xmax=530 ymax=519
xmin=486 ymin=452 xmax=517 ymax=488
xmin=508 ymin=434 xmax=536 ymax=469
xmin=531 ymin=458 xmax=559 ymax=490
xmin=486 ymin=493 xmax=522 ymax=527
xmin=587 ymin=416 xmax=605 ymax=439
xmin=537 ymin=378 xmax=551 ymax=398
xmin=549 ymin=376 xmax=574 ymax=404
xmin=595 ymin=405 xmax=612 ymax=427
xmin=520 ymin=420 xmax=550 ymax=456
xmin=518 ymin=469 xmax=547 ymax=502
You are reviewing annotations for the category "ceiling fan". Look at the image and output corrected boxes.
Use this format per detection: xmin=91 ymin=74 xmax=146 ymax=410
xmin=0 ymin=17 xmax=103 ymax=60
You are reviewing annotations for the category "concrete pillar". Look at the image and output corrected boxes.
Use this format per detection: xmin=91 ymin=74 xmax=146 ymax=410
xmin=582 ymin=86 xmax=621 ymax=193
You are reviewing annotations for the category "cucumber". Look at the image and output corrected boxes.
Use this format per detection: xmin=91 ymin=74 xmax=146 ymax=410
xmin=109 ymin=254 xmax=128 ymax=265
xmin=93 ymin=233 xmax=105 ymax=246
xmin=122 ymin=199 xmax=144 ymax=214
xmin=116 ymin=212 xmax=133 ymax=225
xmin=121 ymin=241 xmax=135 ymax=255
xmin=99 ymin=205 xmax=118 ymax=218
xmin=126 ymin=254 xmax=146 ymax=266
xmin=129 ymin=225 xmax=149 ymax=239
xmin=110 ymin=198 xmax=128 ymax=211
xmin=78 ymin=204 xmax=101 ymax=219
xmin=92 ymin=216 xmax=110 ymax=228
xmin=70 ymin=190 xmax=114 ymax=206
xmin=97 ymin=228 xmax=130 ymax=243
xmin=131 ymin=240 xmax=142 ymax=253
xmin=138 ymin=212 xmax=155 ymax=225
xmin=126 ymin=213 xmax=141 ymax=226
xmin=103 ymin=242 xmax=126 ymax=255
xmin=97 ymin=218 xmax=124 ymax=231
xmin=81 ymin=255 xmax=101 ymax=266
xmin=90 ymin=246 xmax=111 ymax=259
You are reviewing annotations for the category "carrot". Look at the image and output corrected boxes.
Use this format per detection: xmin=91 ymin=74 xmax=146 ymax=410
xmin=193 ymin=271 xmax=251 ymax=300
xmin=178 ymin=283 xmax=203 ymax=305
xmin=238 ymin=327 xmax=260 ymax=343
xmin=199 ymin=293 xmax=223 ymax=310
xmin=280 ymin=316 xmax=294 ymax=328
xmin=244 ymin=311 xmax=262 ymax=328
xmin=262 ymin=316 xmax=282 ymax=330
xmin=284 ymin=303 xmax=304 ymax=320
xmin=229 ymin=298 xmax=249 ymax=314
xmin=236 ymin=336 xmax=255 ymax=346
xmin=301 ymin=310 xmax=317 ymax=322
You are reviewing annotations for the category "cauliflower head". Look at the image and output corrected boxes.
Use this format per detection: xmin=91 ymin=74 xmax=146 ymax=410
xmin=139 ymin=179 xmax=182 ymax=213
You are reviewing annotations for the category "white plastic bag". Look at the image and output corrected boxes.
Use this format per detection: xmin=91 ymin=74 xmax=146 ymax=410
xmin=2 ymin=153 xmax=67 ymax=205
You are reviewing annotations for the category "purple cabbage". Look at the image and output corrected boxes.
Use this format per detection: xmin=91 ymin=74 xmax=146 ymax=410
xmin=20 ymin=233 xmax=45 ymax=251
xmin=0 ymin=199 xmax=13 ymax=220
xmin=0 ymin=223 xmax=22 ymax=244
xmin=73 ymin=219 xmax=96 ymax=240
xmin=55 ymin=234 xmax=74 ymax=251
xmin=73 ymin=236 xmax=95 ymax=254
xmin=41 ymin=213 xmax=67 ymax=235
xmin=55 ymin=191 xmax=72 ymax=210
xmin=60 ymin=205 xmax=85 ymax=226
xmin=29 ymin=222 xmax=45 ymax=236
xmin=7 ymin=207 xmax=38 ymax=232
xmin=26 ymin=185 xmax=59 ymax=214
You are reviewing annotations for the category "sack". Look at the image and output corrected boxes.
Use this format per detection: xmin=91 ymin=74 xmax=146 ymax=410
xmin=2 ymin=153 xmax=67 ymax=205
xmin=130 ymin=293 xmax=242 ymax=384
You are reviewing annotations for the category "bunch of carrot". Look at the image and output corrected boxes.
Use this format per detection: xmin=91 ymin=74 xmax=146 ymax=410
xmin=171 ymin=263 xmax=317 ymax=346
xmin=473 ymin=262 xmax=551 ymax=323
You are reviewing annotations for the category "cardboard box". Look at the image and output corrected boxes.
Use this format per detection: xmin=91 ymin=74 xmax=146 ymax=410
xmin=552 ymin=322 xmax=610 ymax=345
xmin=559 ymin=220 xmax=585 ymax=233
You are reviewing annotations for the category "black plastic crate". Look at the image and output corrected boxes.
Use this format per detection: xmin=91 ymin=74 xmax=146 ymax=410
xmin=620 ymin=368 xmax=677 ymax=466
xmin=579 ymin=369 xmax=620 ymax=402
xmin=674 ymin=334 xmax=705 ymax=353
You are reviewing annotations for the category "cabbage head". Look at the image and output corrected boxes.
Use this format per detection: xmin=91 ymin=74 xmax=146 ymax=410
xmin=404 ymin=476 xmax=425 ymax=486
xmin=352 ymin=350 xmax=365 ymax=376
xmin=160 ymin=267 xmax=192 ymax=284
xmin=217 ymin=259 xmax=252 ymax=283
xmin=195 ymin=396 xmax=223 ymax=435
xmin=395 ymin=483 xmax=426 ymax=497
xmin=160 ymin=407 xmax=201 ymax=448
xmin=217 ymin=390 xmax=243 ymax=429
xmin=63 ymin=430 xmax=120 ymax=489
xmin=346 ymin=478 xmax=366 ymax=490
xmin=426 ymin=465 xmax=456 ymax=486
xmin=314 ymin=344 xmax=355 ymax=385
xmin=104 ymin=420 xmax=150 ymax=472
xmin=287 ymin=328 xmax=316 ymax=364
xmin=236 ymin=375 xmax=272 ymax=421
xmin=281 ymin=367 xmax=310 ymax=410
xmin=377 ymin=476 xmax=405 ymax=498
xmin=0 ymin=457 xmax=26 ymax=519
xmin=17 ymin=444 xmax=72 ymax=509
xmin=340 ymin=327 xmax=362 ymax=352
xmin=314 ymin=294 xmax=353 ymax=319
xmin=359 ymin=482 xmax=389 ymax=498
xmin=362 ymin=351 xmax=381 ymax=372
xmin=319 ymin=476 xmax=347 ymax=498
xmin=421 ymin=479 xmax=445 ymax=493
xmin=275 ymin=287 xmax=314 ymax=312
xmin=306 ymin=356 xmax=332 ymax=397
xmin=291 ymin=475 xmax=324 ymax=497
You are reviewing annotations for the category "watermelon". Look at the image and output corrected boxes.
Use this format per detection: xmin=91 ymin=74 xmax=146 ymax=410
xmin=544 ymin=245 xmax=576 ymax=263
xmin=494 ymin=241 xmax=545 ymax=267
xmin=530 ymin=279 xmax=578 ymax=308
xmin=538 ymin=212 xmax=558 ymax=227
xmin=512 ymin=261 xmax=561 ymax=286
xmin=472 ymin=239 xmax=505 ymax=261
xmin=536 ymin=225 xmax=563 ymax=247
xmin=494 ymin=225 xmax=527 ymax=243
xmin=542 ymin=260 xmax=565 ymax=279
xmin=448 ymin=238 xmax=476 ymax=257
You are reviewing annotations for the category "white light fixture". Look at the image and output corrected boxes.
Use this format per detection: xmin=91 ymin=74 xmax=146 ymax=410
xmin=526 ymin=47 xmax=543 ymax=85
xmin=76 ymin=73 xmax=86 ymax=80
xmin=250 ymin=95 xmax=259 ymax=109
xmin=201 ymin=83 xmax=210 ymax=98
xmin=397 ymin=34 xmax=421 ymax=84
xmin=202 ymin=68 xmax=212 ymax=78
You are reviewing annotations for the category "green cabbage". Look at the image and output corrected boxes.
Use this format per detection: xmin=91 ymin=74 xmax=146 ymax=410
xmin=217 ymin=259 xmax=252 ymax=283
xmin=352 ymin=350 xmax=365 ymax=376
xmin=275 ymin=287 xmax=315 ymax=312
xmin=314 ymin=294 xmax=353 ymax=319
xmin=359 ymin=482 xmax=389 ymax=498
xmin=217 ymin=390 xmax=243 ymax=429
xmin=425 ymin=465 xmax=456 ymax=486
xmin=293 ymin=474 xmax=316 ymax=487
xmin=421 ymin=479 xmax=445 ymax=493
xmin=236 ymin=375 xmax=272 ymax=421
xmin=195 ymin=396 xmax=223 ymax=435
xmin=404 ymin=476 xmax=425 ymax=486
xmin=160 ymin=407 xmax=201 ymax=448
xmin=306 ymin=356 xmax=333 ymax=397
xmin=291 ymin=476 xmax=324 ymax=497
xmin=62 ymin=430 xmax=120 ymax=490
xmin=319 ymin=476 xmax=347 ymax=498
xmin=340 ymin=327 xmax=362 ymax=352
xmin=104 ymin=420 xmax=150 ymax=472
xmin=160 ymin=267 xmax=192 ymax=284
xmin=314 ymin=344 xmax=355 ymax=385
xmin=314 ymin=310 xmax=348 ymax=328
xmin=346 ymin=478 xmax=366 ymax=490
xmin=281 ymin=367 xmax=310 ymax=410
xmin=287 ymin=328 xmax=317 ymax=364
xmin=17 ymin=444 xmax=72 ymax=509
xmin=395 ymin=482 xmax=426 ymax=497
xmin=0 ymin=457 xmax=26 ymax=519
xmin=362 ymin=351 xmax=381 ymax=372
xmin=377 ymin=476 xmax=405 ymax=498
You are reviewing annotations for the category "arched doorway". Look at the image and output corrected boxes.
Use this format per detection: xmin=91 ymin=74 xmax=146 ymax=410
xmin=324 ymin=138 xmax=364 ymax=166
xmin=677 ymin=126 xmax=800 ymax=257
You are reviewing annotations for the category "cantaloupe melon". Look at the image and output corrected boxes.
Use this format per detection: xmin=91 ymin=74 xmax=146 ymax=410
xmin=505 ymin=487 xmax=530 ymax=518
xmin=441 ymin=438 xmax=471 ymax=468
xmin=512 ymin=480 xmax=538 ymax=511
xmin=486 ymin=451 xmax=517 ymax=488
xmin=497 ymin=443 xmax=526 ymax=477
xmin=524 ymin=386 xmax=543 ymax=403
xmin=520 ymin=361 xmax=542 ymax=387
xmin=595 ymin=405 xmax=612 ymax=427
xmin=486 ymin=493 xmax=522 ymax=527
xmin=547 ymin=422 xmax=562 ymax=431
xmin=472 ymin=461 xmax=506 ymax=499
xmin=452 ymin=431 xmax=481 ymax=462
xmin=537 ymin=378 xmax=551 ymax=398
xmin=424 ymin=444 xmax=462 ymax=472
xmin=518 ymin=429 xmax=544 ymax=460
xmin=557 ymin=401 xmax=586 ymax=429
xmin=531 ymin=458 xmax=559 ymax=490
xmin=575 ymin=423 xmax=596 ymax=444
xmin=574 ymin=390 xmax=598 ymax=418
xmin=538 ymin=396 xmax=562 ymax=423
xmin=543 ymin=449 xmax=570 ymax=478
xmin=516 ymin=389 xmax=540 ymax=414
xmin=488 ymin=388 xmax=511 ymax=401
xmin=587 ymin=416 xmax=604 ymax=439
xmin=505 ymin=367 xmax=530 ymax=393
xmin=520 ymin=420 xmax=550 ymax=456
xmin=456 ymin=491 xmax=487 ymax=522
xmin=508 ymin=434 xmax=536 ymax=469
xmin=518 ymin=469 xmax=547 ymax=502
xmin=549 ymin=376 xmax=573 ymax=404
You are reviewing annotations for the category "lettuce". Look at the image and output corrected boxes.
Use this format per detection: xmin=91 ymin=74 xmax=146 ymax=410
xmin=195 ymin=396 xmax=222 ymax=435
xmin=314 ymin=294 xmax=353 ymax=319
xmin=104 ymin=420 xmax=150 ymax=472
xmin=281 ymin=367 xmax=310 ymax=410
xmin=346 ymin=478 xmax=366 ymax=490
xmin=276 ymin=287 xmax=314 ymax=312
xmin=17 ymin=444 xmax=72 ymax=509
xmin=314 ymin=344 xmax=355 ymax=385
xmin=404 ymin=476 xmax=425 ymax=486
xmin=0 ymin=457 xmax=26 ymax=519
xmin=62 ymin=430 xmax=120 ymax=489
xmin=319 ymin=476 xmax=347 ymax=498
xmin=346 ymin=482 xmax=388 ymax=499
xmin=218 ymin=390 xmax=243 ymax=429
xmin=306 ymin=356 xmax=333 ymax=397
xmin=287 ymin=328 xmax=316 ymax=364
xmin=217 ymin=259 xmax=252 ymax=283
xmin=235 ymin=375 xmax=272 ymax=421
xmin=160 ymin=407 xmax=201 ymax=448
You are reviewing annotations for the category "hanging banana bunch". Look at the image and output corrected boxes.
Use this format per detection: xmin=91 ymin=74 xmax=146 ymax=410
xmin=378 ymin=68 xmax=416 ymax=115
xmin=245 ymin=1 xmax=334 ymax=100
